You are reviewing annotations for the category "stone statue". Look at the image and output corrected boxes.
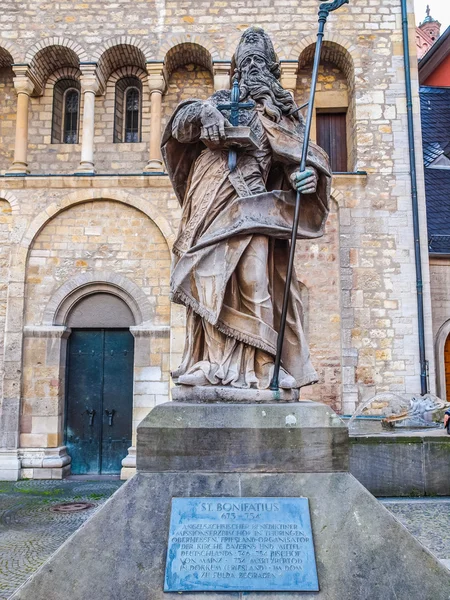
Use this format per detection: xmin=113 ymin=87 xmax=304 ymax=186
xmin=162 ymin=27 xmax=332 ymax=393
xmin=382 ymin=394 xmax=448 ymax=429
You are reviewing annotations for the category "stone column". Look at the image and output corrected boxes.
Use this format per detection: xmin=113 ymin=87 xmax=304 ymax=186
xmin=213 ymin=61 xmax=232 ymax=91
xmin=121 ymin=325 xmax=171 ymax=480
xmin=7 ymin=68 xmax=34 ymax=175
xmin=144 ymin=62 xmax=166 ymax=173
xmin=76 ymin=67 xmax=99 ymax=175
xmin=20 ymin=326 xmax=72 ymax=479
xmin=280 ymin=60 xmax=317 ymax=141
xmin=280 ymin=60 xmax=298 ymax=97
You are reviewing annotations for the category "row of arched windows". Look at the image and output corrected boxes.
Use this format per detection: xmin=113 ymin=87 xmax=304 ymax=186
xmin=51 ymin=76 xmax=142 ymax=144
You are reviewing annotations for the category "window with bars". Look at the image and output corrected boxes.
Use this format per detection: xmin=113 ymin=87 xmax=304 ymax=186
xmin=51 ymin=79 xmax=80 ymax=144
xmin=63 ymin=89 xmax=80 ymax=144
xmin=124 ymin=87 xmax=140 ymax=143
xmin=114 ymin=77 xmax=142 ymax=143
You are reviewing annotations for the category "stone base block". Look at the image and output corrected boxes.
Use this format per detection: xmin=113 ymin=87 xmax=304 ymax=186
xmin=0 ymin=450 xmax=20 ymax=481
xmin=120 ymin=445 xmax=137 ymax=480
xmin=350 ymin=431 xmax=450 ymax=496
xmin=171 ymin=384 xmax=299 ymax=403
xmin=25 ymin=465 xmax=71 ymax=480
xmin=11 ymin=471 xmax=450 ymax=600
xmin=120 ymin=466 xmax=136 ymax=480
xmin=19 ymin=446 xmax=71 ymax=479
xmin=143 ymin=158 xmax=164 ymax=173
xmin=137 ymin=401 xmax=348 ymax=473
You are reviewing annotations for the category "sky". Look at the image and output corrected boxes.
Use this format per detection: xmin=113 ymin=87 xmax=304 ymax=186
xmin=414 ymin=0 xmax=450 ymax=30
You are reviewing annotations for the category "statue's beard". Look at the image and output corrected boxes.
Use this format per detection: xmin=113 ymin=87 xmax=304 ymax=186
xmin=239 ymin=68 xmax=297 ymax=123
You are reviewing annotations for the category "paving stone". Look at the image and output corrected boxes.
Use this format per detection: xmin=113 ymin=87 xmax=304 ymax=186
xmin=380 ymin=497 xmax=450 ymax=564
xmin=0 ymin=479 xmax=122 ymax=600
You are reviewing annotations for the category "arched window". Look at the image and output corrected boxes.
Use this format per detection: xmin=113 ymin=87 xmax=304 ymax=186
xmin=114 ymin=77 xmax=142 ymax=143
xmin=51 ymin=79 xmax=80 ymax=144
xmin=124 ymin=87 xmax=140 ymax=142
xmin=63 ymin=89 xmax=80 ymax=144
xmin=298 ymin=42 xmax=355 ymax=172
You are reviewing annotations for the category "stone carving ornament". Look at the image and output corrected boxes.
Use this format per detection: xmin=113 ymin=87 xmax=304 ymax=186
xmin=162 ymin=27 xmax=332 ymax=393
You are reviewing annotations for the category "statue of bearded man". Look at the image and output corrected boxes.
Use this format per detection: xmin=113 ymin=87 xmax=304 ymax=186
xmin=162 ymin=27 xmax=332 ymax=392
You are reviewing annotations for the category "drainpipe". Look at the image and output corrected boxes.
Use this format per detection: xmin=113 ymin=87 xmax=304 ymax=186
xmin=400 ymin=0 xmax=428 ymax=395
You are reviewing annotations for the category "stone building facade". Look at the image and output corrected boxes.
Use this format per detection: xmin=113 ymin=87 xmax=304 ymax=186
xmin=0 ymin=0 xmax=433 ymax=480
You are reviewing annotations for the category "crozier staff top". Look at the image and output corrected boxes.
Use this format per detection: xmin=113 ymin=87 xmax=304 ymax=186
xmin=319 ymin=0 xmax=349 ymax=19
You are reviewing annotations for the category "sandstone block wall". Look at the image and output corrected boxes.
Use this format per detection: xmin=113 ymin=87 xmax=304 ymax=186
xmin=0 ymin=0 xmax=435 ymax=478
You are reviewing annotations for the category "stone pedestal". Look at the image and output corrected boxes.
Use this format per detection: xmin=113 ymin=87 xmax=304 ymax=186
xmin=137 ymin=401 xmax=347 ymax=473
xmin=0 ymin=450 xmax=20 ymax=481
xmin=19 ymin=446 xmax=71 ymax=480
xmin=11 ymin=399 xmax=450 ymax=600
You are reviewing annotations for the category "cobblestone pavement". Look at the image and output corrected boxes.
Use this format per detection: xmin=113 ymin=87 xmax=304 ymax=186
xmin=381 ymin=497 xmax=450 ymax=568
xmin=0 ymin=479 xmax=123 ymax=599
xmin=0 ymin=481 xmax=449 ymax=599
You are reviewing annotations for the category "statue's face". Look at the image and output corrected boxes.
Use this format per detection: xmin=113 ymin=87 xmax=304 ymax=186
xmin=239 ymin=54 xmax=270 ymax=80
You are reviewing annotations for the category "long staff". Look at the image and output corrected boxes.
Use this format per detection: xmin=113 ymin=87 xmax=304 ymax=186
xmin=270 ymin=0 xmax=349 ymax=391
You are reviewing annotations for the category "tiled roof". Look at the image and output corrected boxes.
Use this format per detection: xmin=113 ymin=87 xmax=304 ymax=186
xmin=420 ymin=86 xmax=450 ymax=254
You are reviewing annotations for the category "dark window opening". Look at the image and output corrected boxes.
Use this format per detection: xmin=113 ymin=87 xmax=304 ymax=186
xmin=63 ymin=89 xmax=80 ymax=144
xmin=51 ymin=78 xmax=80 ymax=144
xmin=316 ymin=111 xmax=348 ymax=172
xmin=114 ymin=76 xmax=142 ymax=143
xmin=125 ymin=87 xmax=140 ymax=143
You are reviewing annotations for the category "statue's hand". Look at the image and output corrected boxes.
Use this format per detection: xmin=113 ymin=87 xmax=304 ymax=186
xmin=200 ymin=104 xmax=228 ymax=144
xmin=291 ymin=167 xmax=318 ymax=194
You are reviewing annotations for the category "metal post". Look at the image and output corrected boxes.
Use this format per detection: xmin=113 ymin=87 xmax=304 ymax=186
xmin=270 ymin=0 xmax=349 ymax=390
xmin=400 ymin=0 xmax=428 ymax=395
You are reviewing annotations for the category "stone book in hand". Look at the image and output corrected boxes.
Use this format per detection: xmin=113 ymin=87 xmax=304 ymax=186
xmin=201 ymin=125 xmax=260 ymax=151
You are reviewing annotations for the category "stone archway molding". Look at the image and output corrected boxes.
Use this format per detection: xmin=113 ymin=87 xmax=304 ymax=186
xmin=46 ymin=68 xmax=82 ymax=87
xmin=330 ymin=187 xmax=345 ymax=208
xmin=0 ymin=190 xmax=20 ymax=213
xmin=158 ymin=33 xmax=221 ymax=62
xmin=43 ymin=273 xmax=154 ymax=327
xmin=17 ymin=189 xmax=175 ymax=265
xmin=0 ymin=39 xmax=21 ymax=64
xmin=92 ymin=36 xmax=153 ymax=63
xmin=25 ymin=37 xmax=89 ymax=64
xmin=435 ymin=319 xmax=450 ymax=401
xmin=288 ymin=32 xmax=361 ymax=67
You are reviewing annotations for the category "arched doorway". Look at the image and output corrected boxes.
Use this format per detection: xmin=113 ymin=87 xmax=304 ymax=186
xmin=65 ymin=293 xmax=135 ymax=475
xmin=445 ymin=334 xmax=450 ymax=402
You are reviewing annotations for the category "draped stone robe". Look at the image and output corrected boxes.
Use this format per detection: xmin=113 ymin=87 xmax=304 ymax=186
xmin=162 ymin=90 xmax=332 ymax=389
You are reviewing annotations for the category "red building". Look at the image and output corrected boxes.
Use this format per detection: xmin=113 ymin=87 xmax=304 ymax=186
xmin=419 ymin=26 xmax=450 ymax=86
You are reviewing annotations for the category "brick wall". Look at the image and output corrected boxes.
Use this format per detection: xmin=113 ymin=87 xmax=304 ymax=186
xmin=21 ymin=198 xmax=172 ymax=452
xmin=94 ymin=67 xmax=151 ymax=174
xmin=0 ymin=200 xmax=12 ymax=403
xmin=297 ymin=202 xmax=342 ymax=411
xmin=24 ymin=200 xmax=171 ymax=327
xmin=162 ymin=64 xmax=214 ymax=129
xmin=296 ymin=61 xmax=349 ymax=104
xmin=0 ymin=68 xmax=15 ymax=174
xmin=28 ymin=78 xmax=81 ymax=175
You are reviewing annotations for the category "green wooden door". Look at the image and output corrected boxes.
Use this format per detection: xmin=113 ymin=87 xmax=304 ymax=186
xmin=65 ymin=329 xmax=134 ymax=475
